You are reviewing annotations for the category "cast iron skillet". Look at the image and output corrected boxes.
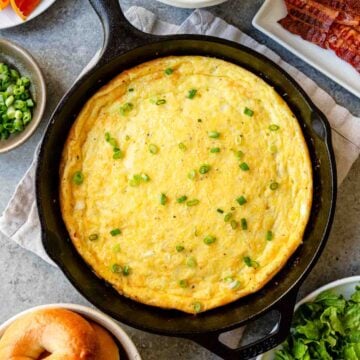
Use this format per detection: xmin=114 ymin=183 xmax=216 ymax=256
xmin=36 ymin=1 xmax=337 ymax=358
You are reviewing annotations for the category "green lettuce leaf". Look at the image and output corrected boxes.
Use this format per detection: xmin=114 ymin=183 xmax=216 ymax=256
xmin=275 ymin=285 xmax=360 ymax=360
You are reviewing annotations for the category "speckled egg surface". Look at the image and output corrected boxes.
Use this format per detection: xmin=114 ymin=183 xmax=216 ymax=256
xmin=60 ymin=56 xmax=312 ymax=314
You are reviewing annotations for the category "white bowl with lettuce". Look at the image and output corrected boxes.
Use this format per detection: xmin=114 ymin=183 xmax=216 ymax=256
xmin=257 ymin=276 xmax=360 ymax=360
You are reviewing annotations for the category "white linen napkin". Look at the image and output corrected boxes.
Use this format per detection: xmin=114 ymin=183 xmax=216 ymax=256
xmin=1 ymin=6 xmax=360 ymax=266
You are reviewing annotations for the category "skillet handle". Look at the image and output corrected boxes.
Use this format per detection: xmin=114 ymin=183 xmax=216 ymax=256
xmin=88 ymin=0 xmax=157 ymax=69
xmin=189 ymin=287 xmax=299 ymax=360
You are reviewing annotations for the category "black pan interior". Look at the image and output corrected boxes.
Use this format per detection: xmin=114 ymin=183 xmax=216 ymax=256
xmin=36 ymin=37 xmax=336 ymax=336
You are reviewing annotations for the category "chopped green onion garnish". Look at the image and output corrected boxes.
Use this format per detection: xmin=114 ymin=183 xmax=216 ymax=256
xmin=217 ymin=208 xmax=224 ymax=214
xmin=270 ymin=145 xmax=278 ymax=153
xmin=88 ymin=233 xmax=98 ymax=241
xmin=160 ymin=193 xmax=167 ymax=205
xmin=197 ymin=118 xmax=202 ymax=123
xmin=230 ymin=220 xmax=238 ymax=229
xmin=208 ymin=131 xmax=220 ymax=139
xmin=113 ymin=148 xmax=124 ymax=159
xmin=119 ymin=102 xmax=133 ymax=116
xmin=244 ymin=107 xmax=254 ymax=117
xmin=110 ymin=228 xmax=121 ymax=236
xmin=270 ymin=182 xmax=279 ymax=190
xmin=128 ymin=88 xmax=134 ymax=92
xmin=111 ymin=264 xmax=123 ymax=273
xmin=164 ymin=68 xmax=173 ymax=75
xmin=199 ymin=164 xmax=211 ymax=174
xmin=105 ymin=132 xmax=116 ymax=147
xmin=187 ymin=89 xmax=197 ymax=99
xmin=234 ymin=150 xmax=244 ymax=159
xmin=269 ymin=124 xmax=280 ymax=131
xmin=177 ymin=195 xmax=188 ymax=203
xmin=188 ymin=170 xmax=196 ymax=180
xmin=266 ymin=230 xmax=273 ymax=241
xmin=176 ymin=245 xmax=185 ymax=252
xmin=186 ymin=199 xmax=200 ymax=207
xmin=236 ymin=196 xmax=247 ymax=206
xmin=72 ymin=171 xmax=84 ymax=185
xmin=224 ymin=213 xmax=232 ymax=222
xmin=149 ymin=143 xmax=159 ymax=154
xmin=210 ymin=147 xmax=220 ymax=153
xmin=156 ymin=99 xmax=166 ymax=105
xmin=193 ymin=302 xmax=202 ymax=313
xmin=179 ymin=279 xmax=188 ymax=288
xmin=243 ymin=256 xmax=259 ymax=268
xmin=123 ymin=265 xmax=131 ymax=276
xmin=129 ymin=173 xmax=150 ymax=186
xmin=203 ymin=235 xmax=216 ymax=245
xmin=241 ymin=218 xmax=248 ymax=230
xmin=186 ymin=256 xmax=197 ymax=268
xmin=113 ymin=244 xmax=121 ymax=253
xmin=178 ymin=142 xmax=187 ymax=151
xmin=239 ymin=162 xmax=250 ymax=171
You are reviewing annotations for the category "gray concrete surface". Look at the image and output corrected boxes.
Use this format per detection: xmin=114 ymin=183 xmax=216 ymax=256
xmin=0 ymin=1 xmax=359 ymax=359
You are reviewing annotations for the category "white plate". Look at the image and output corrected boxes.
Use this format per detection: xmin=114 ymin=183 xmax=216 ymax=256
xmin=0 ymin=303 xmax=142 ymax=360
xmin=252 ymin=0 xmax=360 ymax=99
xmin=156 ymin=0 xmax=227 ymax=9
xmin=257 ymin=275 xmax=360 ymax=360
xmin=0 ymin=0 xmax=56 ymax=30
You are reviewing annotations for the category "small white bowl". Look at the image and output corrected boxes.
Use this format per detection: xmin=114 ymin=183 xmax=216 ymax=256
xmin=0 ymin=39 xmax=46 ymax=153
xmin=156 ymin=0 xmax=228 ymax=9
xmin=0 ymin=303 xmax=142 ymax=360
xmin=257 ymin=275 xmax=360 ymax=360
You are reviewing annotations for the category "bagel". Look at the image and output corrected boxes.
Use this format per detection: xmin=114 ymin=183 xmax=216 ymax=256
xmin=0 ymin=308 xmax=120 ymax=360
xmin=90 ymin=322 xmax=120 ymax=360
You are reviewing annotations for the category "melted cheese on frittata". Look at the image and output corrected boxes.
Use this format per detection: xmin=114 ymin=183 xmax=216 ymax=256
xmin=60 ymin=56 xmax=312 ymax=314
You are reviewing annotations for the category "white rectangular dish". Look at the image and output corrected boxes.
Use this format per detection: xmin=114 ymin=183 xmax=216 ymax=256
xmin=252 ymin=0 xmax=360 ymax=99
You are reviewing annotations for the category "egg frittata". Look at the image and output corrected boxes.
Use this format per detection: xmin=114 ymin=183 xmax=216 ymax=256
xmin=60 ymin=56 xmax=312 ymax=314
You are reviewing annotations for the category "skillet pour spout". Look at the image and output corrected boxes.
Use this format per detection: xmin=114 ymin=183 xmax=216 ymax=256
xmin=36 ymin=0 xmax=337 ymax=358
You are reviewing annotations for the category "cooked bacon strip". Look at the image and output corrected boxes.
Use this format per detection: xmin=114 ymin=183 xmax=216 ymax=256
xmin=285 ymin=2 xmax=338 ymax=29
xmin=279 ymin=0 xmax=360 ymax=72
xmin=279 ymin=16 xmax=328 ymax=46
xmin=315 ymin=0 xmax=360 ymax=14
xmin=326 ymin=23 xmax=360 ymax=70
xmin=281 ymin=0 xmax=339 ymax=46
